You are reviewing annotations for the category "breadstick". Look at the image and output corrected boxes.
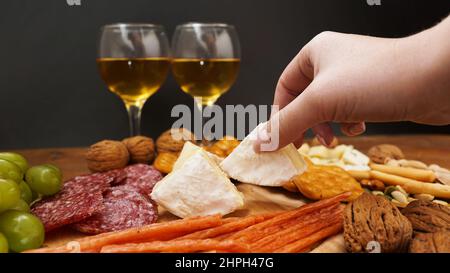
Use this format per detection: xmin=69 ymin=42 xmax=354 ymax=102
xmin=347 ymin=170 xmax=371 ymax=180
xmin=370 ymin=163 xmax=435 ymax=182
xmin=370 ymin=170 xmax=450 ymax=198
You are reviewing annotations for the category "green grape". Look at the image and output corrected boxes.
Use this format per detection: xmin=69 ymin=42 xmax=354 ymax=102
xmin=42 ymin=164 xmax=62 ymax=179
xmin=0 ymin=179 xmax=21 ymax=213
xmin=25 ymin=165 xmax=62 ymax=196
xmin=0 ymin=159 xmax=23 ymax=183
xmin=10 ymin=199 xmax=30 ymax=213
xmin=0 ymin=210 xmax=45 ymax=252
xmin=19 ymin=181 xmax=33 ymax=204
xmin=0 ymin=232 xmax=8 ymax=253
xmin=0 ymin=152 xmax=29 ymax=173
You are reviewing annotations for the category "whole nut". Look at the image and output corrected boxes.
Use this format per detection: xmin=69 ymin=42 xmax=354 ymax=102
xmin=122 ymin=135 xmax=155 ymax=164
xmin=367 ymin=144 xmax=405 ymax=164
xmin=391 ymin=191 xmax=408 ymax=204
xmin=344 ymin=193 xmax=412 ymax=253
xmin=86 ymin=140 xmax=129 ymax=172
xmin=413 ymin=193 xmax=435 ymax=202
xmin=156 ymin=128 xmax=195 ymax=153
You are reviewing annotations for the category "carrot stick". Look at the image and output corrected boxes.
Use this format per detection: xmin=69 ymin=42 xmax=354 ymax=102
xmin=229 ymin=193 xmax=349 ymax=243
xmin=251 ymin=205 xmax=343 ymax=252
xmin=199 ymin=212 xmax=285 ymax=241
xmin=244 ymin=204 xmax=340 ymax=245
xmin=274 ymin=221 xmax=343 ymax=253
xmin=100 ymin=239 xmax=249 ymax=253
xmin=176 ymin=215 xmax=265 ymax=240
xmin=255 ymin=209 xmax=343 ymax=252
xmin=25 ymin=214 xmax=223 ymax=253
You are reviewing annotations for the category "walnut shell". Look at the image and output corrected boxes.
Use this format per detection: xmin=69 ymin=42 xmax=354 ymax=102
xmin=402 ymin=200 xmax=450 ymax=233
xmin=86 ymin=140 xmax=129 ymax=172
xmin=344 ymin=193 xmax=412 ymax=253
xmin=122 ymin=136 xmax=155 ymax=164
xmin=409 ymin=231 xmax=450 ymax=253
xmin=367 ymin=144 xmax=405 ymax=164
xmin=156 ymin=128 xmax=195 ymax=153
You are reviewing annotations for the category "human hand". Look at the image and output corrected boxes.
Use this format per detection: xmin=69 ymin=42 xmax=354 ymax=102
xmin=254 ymin=17 xmax=450 ymax=152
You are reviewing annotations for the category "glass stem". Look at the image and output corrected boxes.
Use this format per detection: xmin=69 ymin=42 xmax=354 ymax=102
xmin=194 ymin=98 xmax=211 ymax=146
xmin=125 ymin=103 xmax=143 ymax=136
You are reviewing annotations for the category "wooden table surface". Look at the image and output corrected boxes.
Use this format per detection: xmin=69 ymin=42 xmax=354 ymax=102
xmin=10 ymin=134 xmax=450 ymax=250
xmin=13 ymin=135 xmax=450 ymax=181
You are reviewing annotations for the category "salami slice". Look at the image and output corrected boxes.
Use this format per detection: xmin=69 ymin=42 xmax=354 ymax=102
xmin=73 ymin=186 xmax=158 ymax=234
xmin=118 ymin=164 xmax=163 ymax=196
xmin=30 ymin=170 xmax=124 ymax=232
xmin=64 ymin=169 xmax=126 ymax=193
xmin=31 ymin=189 xmax=104 ymax=232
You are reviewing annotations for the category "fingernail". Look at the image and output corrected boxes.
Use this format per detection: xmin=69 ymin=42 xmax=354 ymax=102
xmin=349 ymin=123 xmax=366 ymax=135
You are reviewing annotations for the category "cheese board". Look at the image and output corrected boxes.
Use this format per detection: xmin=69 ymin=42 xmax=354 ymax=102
xmin=10 ymin=134 xmax=450 ymax=253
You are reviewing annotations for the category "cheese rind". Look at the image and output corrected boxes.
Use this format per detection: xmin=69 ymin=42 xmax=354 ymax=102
xmin=151 ymin=149 xmax=244 ymax=218
xmin=173 ymin=141 xmax=223 ymax=171
xmin=220 ymin=126 xmax=307 ymax=187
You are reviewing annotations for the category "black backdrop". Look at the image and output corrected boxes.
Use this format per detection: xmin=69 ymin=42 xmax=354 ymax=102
xmin=1 ymin=0 xmax=449 ymax=149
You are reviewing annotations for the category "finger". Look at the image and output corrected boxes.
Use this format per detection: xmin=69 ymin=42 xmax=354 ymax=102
xmin=293 ymin=132 xmax=306 ymax=148
xmin=272 ymin=45 xmax=314 ymax=117
xmin=311 ymin=123 xmax=335 ymax=147
xmin=340 ymin=122 xmax=366 ymax=136
xmin=254 ymin=83 xmax=322 ymax=152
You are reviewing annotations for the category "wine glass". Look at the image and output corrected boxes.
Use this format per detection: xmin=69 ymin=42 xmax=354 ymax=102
xmin=97 ymin=23 xmax=171 ymax=136
xmin=171 ymin=23 xmax=241 ymax=143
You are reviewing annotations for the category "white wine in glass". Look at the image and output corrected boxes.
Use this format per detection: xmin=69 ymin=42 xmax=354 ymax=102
xmin=98 ymin=24 xmax=171 ymax=136
xmin=171 ymin=23 xmax=241 ymax=142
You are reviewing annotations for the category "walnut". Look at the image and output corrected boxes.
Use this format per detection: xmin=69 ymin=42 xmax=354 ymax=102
xmin=367 ymin=144 xmax=405 ymax=164
xmin=154 ymin=152 xmax=179 ymax=174
xmin=402 ymin=200 xmax=450 ymax=233
xmin=85 ymin=140 xmax=129 ymax=172
xmin=409 ymin=231 xmax=450 ymax=253
xmin=344 ymin=193 xmax=412 ymax=253
xmin=122 ymin=136 xmax=155 ymax=164
xmin=156 ymin=128 xmax=195 ymax=153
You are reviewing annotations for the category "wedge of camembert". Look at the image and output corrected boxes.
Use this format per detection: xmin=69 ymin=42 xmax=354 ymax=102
xmin=220 ymin=126 xmax=307 ymax=186
xmin=151 ymin=146 xmax=244 ymax=218
xmin=172 ymin=141 xmax=223 ymax=171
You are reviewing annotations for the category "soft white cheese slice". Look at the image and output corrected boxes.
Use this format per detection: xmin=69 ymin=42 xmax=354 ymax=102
xmin=173 ymin=141 xmax=223 ymax=171
xmin=151 ymin=149 xmax=244 ymax=218
xmin=220 ymin=126 xmax=307 ymax=187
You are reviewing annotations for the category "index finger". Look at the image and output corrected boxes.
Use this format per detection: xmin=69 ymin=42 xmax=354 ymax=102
xmin=272 ymin=45 xmax=314 ymax=115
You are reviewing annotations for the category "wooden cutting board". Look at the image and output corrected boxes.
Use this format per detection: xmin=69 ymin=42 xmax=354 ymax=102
xmin=12 ymin=135 xmax=450 ymax=252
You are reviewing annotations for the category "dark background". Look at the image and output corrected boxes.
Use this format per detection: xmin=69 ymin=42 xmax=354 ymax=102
xmin=0 ymin=0 xmax=449 ymax=149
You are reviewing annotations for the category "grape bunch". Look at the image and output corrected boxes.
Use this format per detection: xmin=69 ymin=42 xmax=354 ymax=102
xmin=0 ymin=152 xmax=62 ymax=253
